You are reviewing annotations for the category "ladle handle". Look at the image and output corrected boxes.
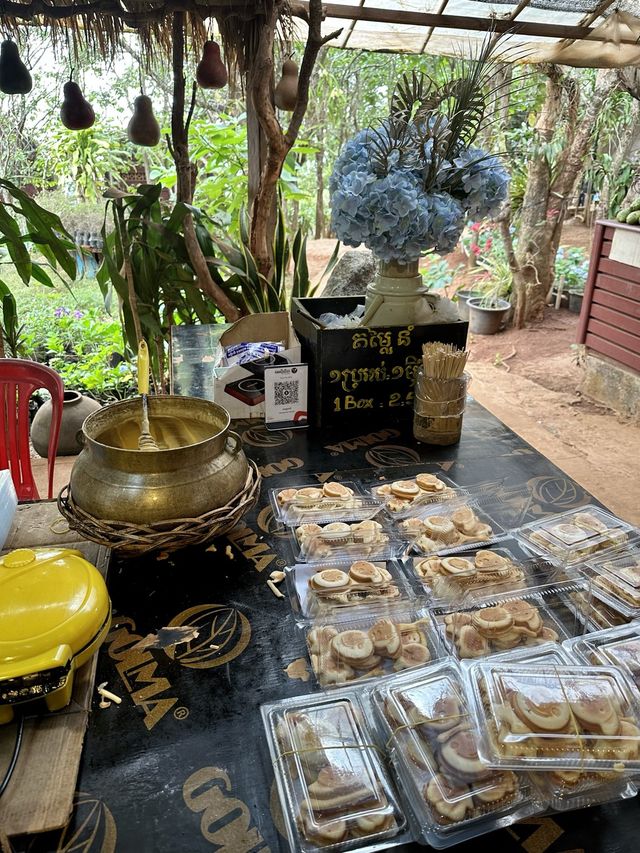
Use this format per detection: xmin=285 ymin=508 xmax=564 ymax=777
xmin=138 ymin=340 xmax=150 ymax=396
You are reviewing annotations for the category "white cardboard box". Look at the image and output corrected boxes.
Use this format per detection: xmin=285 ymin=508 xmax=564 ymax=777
xmin=170 ymin=312 xmax=302 ymax=419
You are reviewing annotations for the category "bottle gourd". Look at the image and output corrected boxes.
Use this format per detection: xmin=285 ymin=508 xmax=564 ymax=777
xmin=196 ymin=41 xmax=227 ymax=89
xmin=274 ymin=60 xmax=298 ymax=111
xmin=127 ymin=95 xmax=161 ymax=147
xmin=0 ymin=40 xmax=32 ymax=95
xmin=60 ymin=81 xmax=95 ymax=130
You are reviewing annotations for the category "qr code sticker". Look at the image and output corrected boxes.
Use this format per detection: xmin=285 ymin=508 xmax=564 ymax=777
xmin=274 ymin=380 xmax=299 ymax=406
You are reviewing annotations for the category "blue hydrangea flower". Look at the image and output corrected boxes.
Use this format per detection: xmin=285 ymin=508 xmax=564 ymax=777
xmin=330 ymin=126 xmax=508 ymax=261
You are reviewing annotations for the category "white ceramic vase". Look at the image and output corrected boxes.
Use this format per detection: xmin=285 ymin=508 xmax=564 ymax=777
xmin=360 ymin=259 xmax=430 ymax=327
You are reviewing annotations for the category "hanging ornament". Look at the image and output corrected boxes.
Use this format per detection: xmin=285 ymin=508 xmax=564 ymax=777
xmin=127 ymin=95 xmax=161 ymax=147
xmin=60 ymin=76 xmax=95 ymax=130
xmin=196 ymin=40 xmax=228 ymax=89
xmin=0 ymin=40 xmax=33 ymax=95
xmin=274 ymin=59 xmax=298 ymax=111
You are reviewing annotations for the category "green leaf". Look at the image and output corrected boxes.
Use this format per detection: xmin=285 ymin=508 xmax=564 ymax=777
xmin=0 ymin=204 xmax=32 ymax=284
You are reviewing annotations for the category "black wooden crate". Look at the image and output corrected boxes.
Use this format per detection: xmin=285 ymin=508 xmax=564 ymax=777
xmin=291 ymin=296 xmax=468 ymax=428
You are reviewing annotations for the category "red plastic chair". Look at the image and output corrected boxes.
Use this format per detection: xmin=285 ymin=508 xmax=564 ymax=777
xmin=0 ymin=359 xmax=64 ymax=501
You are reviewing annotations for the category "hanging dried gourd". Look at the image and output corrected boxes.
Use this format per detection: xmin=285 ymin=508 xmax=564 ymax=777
xmin=196 ymin=40 xmax=227 ymax=89
xmin=127 ymin=95 xmax=161 ymax=147
xmin=0 ymin=40 xmax=33 ymax=95
xmin=60 ymin=78 xmax=95 ymax=130
xmin=274 ymin=60 xmax=298 ymax=111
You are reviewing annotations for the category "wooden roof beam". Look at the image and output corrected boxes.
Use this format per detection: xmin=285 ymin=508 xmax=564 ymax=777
xmin=296 ymin=1 xmax=640 ymax=45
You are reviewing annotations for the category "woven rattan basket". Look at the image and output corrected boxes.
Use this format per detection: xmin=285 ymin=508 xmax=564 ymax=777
xmin=57 ymin=461 xmax=261 ymax=556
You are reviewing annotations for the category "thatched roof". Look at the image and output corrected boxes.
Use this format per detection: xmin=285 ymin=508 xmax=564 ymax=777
xmin=0 ymin=0 xmax=270 ymax=62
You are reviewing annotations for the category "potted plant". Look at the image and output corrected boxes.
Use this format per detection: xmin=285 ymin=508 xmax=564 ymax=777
xmin=568 ymin=280 xmax=585 ymax=314
xmin=467 ymin=252 xmax=512 ymax=334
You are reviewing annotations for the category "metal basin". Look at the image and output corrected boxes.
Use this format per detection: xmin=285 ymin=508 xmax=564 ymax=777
xmin=70 ymin=396 xmax=248 ymax=524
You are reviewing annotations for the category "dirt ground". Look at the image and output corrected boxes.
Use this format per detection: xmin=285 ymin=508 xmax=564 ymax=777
xmin=304 ymin=223 xmax=640 ymax=524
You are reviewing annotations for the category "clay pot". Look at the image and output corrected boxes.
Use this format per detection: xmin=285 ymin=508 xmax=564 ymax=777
xmin=31 ymin=390 xmax=102 ymax=457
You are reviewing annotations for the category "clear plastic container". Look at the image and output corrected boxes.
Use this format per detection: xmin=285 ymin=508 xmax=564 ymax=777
xmin=516 ymin=505 xmax=633 ymax=566
xmin=270 ymin=481 xmax=383 ymax=526
xmin=401 ymin=498 xmax=507 ymax=557
xmin=285 ymin=560 xmax=414 ymax=622
xmin=261 ymin=690 xmax=407 ymax=852
xmin=465 ymin=662 xmax=640 ymax=772
xmin=589 ymin=538 xmax=640 ymax=588
xmin=579 ymin=564 xmax=640 ymax=619
xmin=303 ymin=604 xmax=439 ymax=689
xmin=475 ymin=640 xmax=578 ymax=667
xmin=565 ymin=623 xmax=640 ymax=690
xmin=291 ymin=519 xmax=407 ymax=565
xmin=430 ymin=580 xmax=588 ymax=662
xmin=529 ymin=770 xmax=637 ymax=812
xmin=368 ymin=472 xmax=459 ymax=518
xmin=403 ymin=547 xmax=556 ymax=606
xmin=369 ymin=661 xmax=543 ymax=848
xmin=567 ymin=588 xmax=631 ymax=632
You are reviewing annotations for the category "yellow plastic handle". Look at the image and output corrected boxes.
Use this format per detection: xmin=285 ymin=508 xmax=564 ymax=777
xmin=138 ymin=340 xmax=150 ymax=396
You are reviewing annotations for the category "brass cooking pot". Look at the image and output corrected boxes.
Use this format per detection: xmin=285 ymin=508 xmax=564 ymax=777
xmin=70 ymin=396 xmax=248 ymax=525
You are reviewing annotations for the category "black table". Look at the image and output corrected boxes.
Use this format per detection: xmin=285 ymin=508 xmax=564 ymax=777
xmin=11 ymin=400 xmax=639 ymax=853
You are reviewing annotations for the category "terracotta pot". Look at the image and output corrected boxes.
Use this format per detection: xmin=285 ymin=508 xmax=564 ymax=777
xmin=69 ymin=396 xmax=249 ymax=524
xmin=31 ymin=390 xmax=101 ymax=457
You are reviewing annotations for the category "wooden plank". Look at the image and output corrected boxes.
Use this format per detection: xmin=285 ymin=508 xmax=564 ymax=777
xmin=600 ymin=257 xmax=640 ymax=284
xmin=590 ymin=303 xmax=640 ymax=338
xmin=0 ymin=501 xmax=110 ymax=839
xmin=588 ymin=318 xmax=640 ymax=352
xmin=594 ymin=273 xmax=640 ymax=302
xmin=601 ymin=238 xmax=612 ymax=257
xmin=592 ymin=289 xmax=640 ymax=319
xmin=585 ymin=333 xmax=640 ymax=373
xmin=578 ymin=221 xmax=604 ymax=344
xmin=307 ymin=2 xmax=640 ymax=43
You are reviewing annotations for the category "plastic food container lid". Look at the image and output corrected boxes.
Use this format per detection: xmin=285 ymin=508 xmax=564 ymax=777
xmin=400 ymin=497 xmax=507 ymax=558
xmin=369 ymin=661 xmax=543 ymax=848
xmin=303 ymin=604 xmax=439 ymax=690
xmin=564 ymin=623 xmax=640 ymax=687
xmin=291 ymin=519 xmax=407 ymax=565
xmin=271 ymin=481 xmax=383 ymax=527
xmin=285 ymin=560 xmax=413 ymax=623
xmin=367 ymin=472 xmax=460 ymax=518
xmin=465 ymin=662 xmax=640 ymax=772
xmin=515 ymin=505 xmax=633 ymax=565
xmin=261 ymin=691 xmax=407 ymax=853
xmin=430 ymin=579 xmax=588 ymax=662
xmin=588 ymin=539 xmax=640 ymax=589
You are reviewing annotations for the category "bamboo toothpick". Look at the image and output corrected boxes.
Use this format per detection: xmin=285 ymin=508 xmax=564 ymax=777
xmin=421 ymin=342 xmax=469 ymax=379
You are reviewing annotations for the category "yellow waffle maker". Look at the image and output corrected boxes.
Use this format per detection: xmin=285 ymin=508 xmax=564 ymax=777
xmin=0 ymin=547 xmax=111 ymax=724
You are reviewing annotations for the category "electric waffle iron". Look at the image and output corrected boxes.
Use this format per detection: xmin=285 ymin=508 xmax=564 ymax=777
xmin=0 ymin=547 xmax=111 ymax=723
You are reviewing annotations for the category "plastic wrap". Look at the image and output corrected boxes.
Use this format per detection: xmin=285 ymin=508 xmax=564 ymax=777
xmin=271 ymin=481 xmax=382 ymax=526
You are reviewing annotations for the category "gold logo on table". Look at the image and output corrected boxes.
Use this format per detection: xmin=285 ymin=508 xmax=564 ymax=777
xmin=183 ymin=767 xmax=270 ymax=851
xmin=165 ymin=604 xmax=251 ymax=669
xmin=527 ymin=475 xmax=588 ymax=512
xmin=227 ymin=521 xmax=279 ymax=571
xmin=365 ymin=444 xmax=421 ymax=467
xmin=257 ymin=505 xmax=292 ymax=539
xmin=54 ymin=791 xmax=117 ymax=852
xmin=242 ymin=425 xmax=292 ymax=447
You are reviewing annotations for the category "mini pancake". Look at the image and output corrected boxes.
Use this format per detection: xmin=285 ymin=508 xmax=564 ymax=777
xmin=296 ymin=487 xmax=324 ymax=505
xmin=322 ymin=482 xmax=352 ymax=499
xmin=296 ymin=523 xmax=323 ymax=542
xmin=307 ymin=625 xmax=338 ymax=653
xmin=422 ymin=517 xmax=457 ymax=543
xmin=320 ymin=522 xmax=352 ymax=542
xmin=441 ymin=556 xmax=475 ymax=576
xmin=391 ymin=479 xmax=421 ymax=499
xmin=451 ymin=506 xmax=479 ymax=534
xmin=393 ymin=642 xmax=431 ymax=670
xmin=500 ymin=599 xmax=537 ymax=627
xmin=512 ymin=687 xmax=571 ymax=732
xmin=277 ymin=488 xmax=298 ymax=505
xmin=475 ymin=550 xmax=509 ymax=570
xmin=331 ymin=629 xmax=374 ymax=663
xmin=474 ymin=771 xmax=518 ymax=804
xmin=310 ymin=568 xmax=350 ymax=590
xmin=472 ymin=606 xmax=514 ymax=637
xmin=368 ymin=619 xmax=402 ymax=658
xmin=416 ymin=473 xmax=445 ymax=492
xmin=455 ymin=624 xmax=490 ymax=659
xmin=440 ymin=730 xmax=486 ymax=777
xmin=424 ymin=775 xmax=474 ymax=823
xmin=349 ymin=560 xmax=383 ymax=585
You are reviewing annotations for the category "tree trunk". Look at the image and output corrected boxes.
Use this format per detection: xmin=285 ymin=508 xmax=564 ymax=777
xmin=315 ymin=130 xmax=325 ymax=240
xmin=514 ymin=68 xmax=617 ymax=324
